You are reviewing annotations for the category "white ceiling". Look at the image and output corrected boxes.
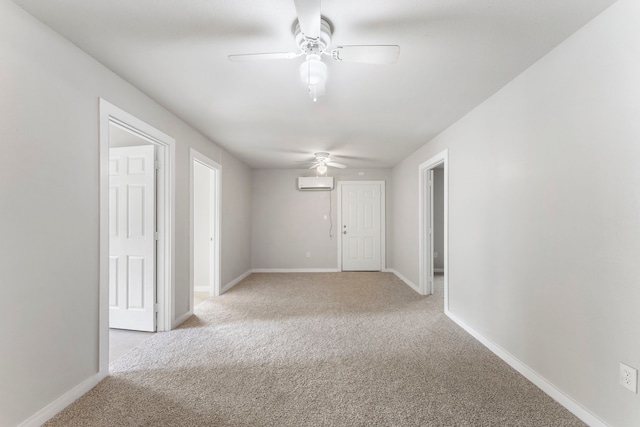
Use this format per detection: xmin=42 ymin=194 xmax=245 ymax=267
xmin=14 ymin=0 xmax=617 ymax=169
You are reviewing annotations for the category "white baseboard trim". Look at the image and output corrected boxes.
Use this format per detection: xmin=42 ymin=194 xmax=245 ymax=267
xmin=444 ymin=309 xmax=607 ymax=427
xmin=173 ymin=310 xmax=193 ymax=328
xmin=251 ymin=268 xmax=340 ymax=273
xmin=385 ymin=268 xmax=420 ymax=293
xmin=221 ymin=270 xmax=252 ymax=294
xmin=18 ymin=372 xmax=104 ymax=427
xmin=194 ymin=285 xmax=209 ymax=292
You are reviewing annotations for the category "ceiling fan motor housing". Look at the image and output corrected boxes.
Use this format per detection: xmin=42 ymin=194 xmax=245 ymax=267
xmin=295 ymin=17 xmax=332 ymax=55
xmin=315 ymin=152 xmax=331 ymax=162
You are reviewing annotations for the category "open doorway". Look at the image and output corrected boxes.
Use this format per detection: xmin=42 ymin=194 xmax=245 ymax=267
xmin=99 ymin=99 xmax=175 ymax=375
xmin=419 ymin=150 xmax=448 ymax=307
xmin=107 ymin=123 xmax=157 ymax=362
xmin=108 ymin=123 xmax=156 ymax=331
xmin=433 ymin=165 xmax=445 ymax=275
xmin=190 ymin=149 xmax=221 ymax=312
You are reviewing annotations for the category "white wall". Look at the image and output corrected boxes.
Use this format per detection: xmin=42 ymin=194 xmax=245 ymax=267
xmin=390 ymin=0 xmax=640 ymax=425
xmin=220 ymin=151 xmax=252 ymax=286
xmin=251 ymin=168 xmax=392 ymax=270
xmin=109 ymin=122 xmax=152 ymax=148
xmin=0 ymin=1 xmax=251 ymax=425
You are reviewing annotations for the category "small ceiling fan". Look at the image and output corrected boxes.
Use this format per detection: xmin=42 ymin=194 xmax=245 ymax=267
xmin=228 ymin=0 xmax=400 ymax=101
xmin=307 ymin=152 xmax=347 ymax=174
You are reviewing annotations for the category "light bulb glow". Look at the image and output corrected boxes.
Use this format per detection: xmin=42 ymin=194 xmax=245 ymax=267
xmin=317 ymin=164 xmax=328 ymax=175
xmin=300 ymin=54 xmax=327 ymax=86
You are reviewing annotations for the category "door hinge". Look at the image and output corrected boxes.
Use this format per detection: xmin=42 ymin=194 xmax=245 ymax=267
xmin=155 ymin=231 xmax=159 ymax=240
xmin=154 ymin=303 xmax=159 ymax=313
xmin=155 ymin=160 xmax=160 ymax=170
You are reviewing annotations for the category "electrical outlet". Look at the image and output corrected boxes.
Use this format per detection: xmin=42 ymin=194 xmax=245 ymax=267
xmin=620 ymin=362 xmax=638 ymax=393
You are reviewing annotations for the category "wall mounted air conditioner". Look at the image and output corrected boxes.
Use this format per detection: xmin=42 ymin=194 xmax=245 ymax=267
xmin=298 ymin=176 xmax=334 ymax=191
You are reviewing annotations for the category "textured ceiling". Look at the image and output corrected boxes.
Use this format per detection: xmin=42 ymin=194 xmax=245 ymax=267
xmin=14 ymin=0 xmax=617 ymax=169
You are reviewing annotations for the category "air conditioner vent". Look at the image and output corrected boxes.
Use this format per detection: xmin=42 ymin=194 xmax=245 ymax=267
xmin=298 ymin=176 xmax=334 ymax=191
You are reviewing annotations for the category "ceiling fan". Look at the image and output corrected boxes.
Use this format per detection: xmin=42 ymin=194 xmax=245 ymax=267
xmin=307 ymin=152 xmax=347 ymax=174
xmin=228 ymin=0 xmax=400 ymax=101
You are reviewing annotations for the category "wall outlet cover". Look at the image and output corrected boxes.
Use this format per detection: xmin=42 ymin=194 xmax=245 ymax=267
xmin=619 ymin=362 xmax=638 ymax=393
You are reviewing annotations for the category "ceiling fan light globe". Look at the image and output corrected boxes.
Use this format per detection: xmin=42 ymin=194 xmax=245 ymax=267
xmin=317 ymin=164 xmax=328 ymax=175
xmin=300 ymin=54 xmax=327 ymax=86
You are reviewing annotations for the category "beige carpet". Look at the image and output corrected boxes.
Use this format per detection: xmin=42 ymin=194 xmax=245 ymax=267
xmin=46 ymin=273 xmax=585 ymax=426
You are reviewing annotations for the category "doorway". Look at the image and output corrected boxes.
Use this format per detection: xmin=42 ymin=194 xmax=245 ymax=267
xmin=99 ymin=99 xmax=175 ymax=375
xmin=337 ymin=181 xmax=386 ymax=271
xmin=190 ymin=149 xmax=221 ymax=312
xmin=419 ymin=150 xmax=448 ymax=305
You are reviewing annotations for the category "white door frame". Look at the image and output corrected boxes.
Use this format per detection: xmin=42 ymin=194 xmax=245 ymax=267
xmin=99 ymin=99 xmax=175 ymax=376
xmin=419 ymin=150 xmax=448 ymax=306
xmin=337 ymin=181 xmax=386 ymax=271
xmin=189 ymin=149 xmax=222 ymax=309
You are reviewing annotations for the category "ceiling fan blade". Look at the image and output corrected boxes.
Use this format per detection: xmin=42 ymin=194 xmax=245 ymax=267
xmin=228 ymin=52 xmax=299 ymax=62
xmin=293 ymin=0 xmax=321 ymax=39
xmin=330 ymin=45 xmax=400 ymax=64
xmin=308 ymin=162 xmax=321 ymax=169
xmin=326 ymin=161 xmax=347 ymax=169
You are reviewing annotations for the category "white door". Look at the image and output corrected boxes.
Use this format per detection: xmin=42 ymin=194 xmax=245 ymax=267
xmin=341 ymin=183 xmax=382 ymax=271
xmin=109 ymin=145 xmax=156 ymax=331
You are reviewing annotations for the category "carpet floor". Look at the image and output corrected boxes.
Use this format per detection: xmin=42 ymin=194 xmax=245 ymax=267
xmin=45 ymin=272 xmax=586 ymax=426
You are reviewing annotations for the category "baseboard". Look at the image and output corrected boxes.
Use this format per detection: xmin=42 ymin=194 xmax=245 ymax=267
xmin=17 ymin=372 xmax=104 ymax=427
xmin=385 ymin=268 xmax=420 ymax=293
xmin=251 ymin=268 xmax=340 ymax=273
xmin=173 ymin=310 xmax=193 ymax=328
xmin=444 ymin=309 xmax=607 ymax=427
xmin=194 ymin=285 xmax=209 ymax=292
xmin=221 ymin=270 xmax=252 ymax=294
